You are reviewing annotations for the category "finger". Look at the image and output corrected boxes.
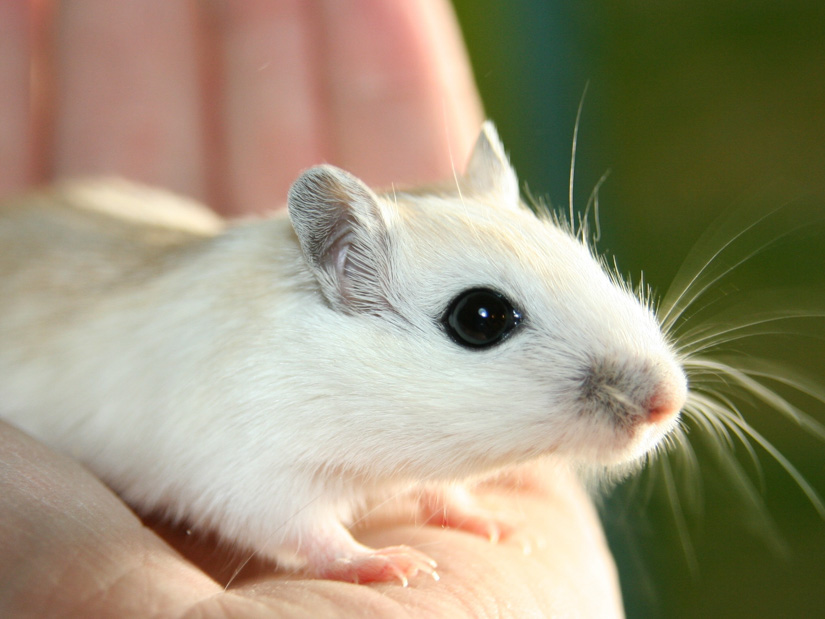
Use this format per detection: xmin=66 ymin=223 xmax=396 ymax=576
xmin=214 ymin=0 xmax=484 ymax=216
xmin=209 ymin=0 xmax=327 ymax=216
xmin=50 ymin=0 xmax=209 ymax=201
xmin=0 ymin=1 xmax=35 ymax=197
xmin=320 ymin=0 xmax=484 ymax=189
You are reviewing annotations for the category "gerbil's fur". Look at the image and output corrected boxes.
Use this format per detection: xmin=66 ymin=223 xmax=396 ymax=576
xmin=0 ymin=123 xmax=686 ymax=583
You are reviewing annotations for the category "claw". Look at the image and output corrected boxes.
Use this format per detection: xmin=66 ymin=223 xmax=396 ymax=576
xmin=318 ymin=545 xmax=438 ymax=585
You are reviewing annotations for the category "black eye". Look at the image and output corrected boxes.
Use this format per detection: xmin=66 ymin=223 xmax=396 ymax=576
xmin=442 ymin=288 xmax=523 ymax=349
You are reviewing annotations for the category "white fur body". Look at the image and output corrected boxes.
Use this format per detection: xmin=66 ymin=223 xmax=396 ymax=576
xmin=0 ymin=125 xmax=686 ymax=578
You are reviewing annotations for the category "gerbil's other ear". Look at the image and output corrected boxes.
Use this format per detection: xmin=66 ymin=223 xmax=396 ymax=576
xmin=288 ymin=165 xmax=393 ymax=313
xmin=461 ymin=121 xmax=521 ymax=211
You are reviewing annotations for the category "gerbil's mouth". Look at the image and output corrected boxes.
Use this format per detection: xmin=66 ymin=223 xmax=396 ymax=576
xmin=563 ymin=408 xmax=681 ymax=468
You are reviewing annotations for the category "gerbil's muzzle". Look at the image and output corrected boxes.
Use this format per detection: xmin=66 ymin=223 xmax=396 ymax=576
xmin=579 ymin=357 xmax=687 ymax=430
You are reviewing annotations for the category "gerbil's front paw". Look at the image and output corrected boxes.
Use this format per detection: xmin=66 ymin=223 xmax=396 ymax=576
xmin=318 ymin=545 xmax=439 ymax=586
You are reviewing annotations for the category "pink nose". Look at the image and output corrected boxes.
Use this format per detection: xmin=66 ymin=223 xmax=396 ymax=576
xmin=646 ymin=388 xmax=685 ymax=424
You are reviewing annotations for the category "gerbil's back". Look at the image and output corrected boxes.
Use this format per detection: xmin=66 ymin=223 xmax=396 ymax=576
xmin=0 ymin=179 xmax=223 ymax=295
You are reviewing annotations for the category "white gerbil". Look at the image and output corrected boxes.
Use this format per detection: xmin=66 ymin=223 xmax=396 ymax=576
xmin=0 ymin=123 xmax=686 ymax=584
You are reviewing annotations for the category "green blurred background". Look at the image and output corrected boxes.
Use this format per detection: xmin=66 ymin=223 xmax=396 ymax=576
xmin=451 ymin=1 xmax=825 ymax=617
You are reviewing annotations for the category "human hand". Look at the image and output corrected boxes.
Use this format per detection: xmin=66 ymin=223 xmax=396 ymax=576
xmin=0 ymin=2 xmax=623 ymax=616
xmin=0 ymin=0 xmax=483 ymax=213
xmin=0 ymin=421 xmax=622 ymax=617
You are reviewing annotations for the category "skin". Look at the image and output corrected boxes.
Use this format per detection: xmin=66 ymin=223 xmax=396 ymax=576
xmin=0 ymin=1 xmax=624 ymax=616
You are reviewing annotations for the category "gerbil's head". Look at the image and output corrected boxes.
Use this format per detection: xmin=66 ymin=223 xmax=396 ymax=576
xmin=287 ymin=123 xmax=686 ymax=479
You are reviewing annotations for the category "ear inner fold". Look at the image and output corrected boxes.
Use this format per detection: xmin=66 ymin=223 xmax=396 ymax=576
xmin=287 ymin=165 xmax=393 ymax=313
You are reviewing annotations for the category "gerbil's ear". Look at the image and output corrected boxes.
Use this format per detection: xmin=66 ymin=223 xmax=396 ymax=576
xmin=461 ymin=121 xmax=521 ymax=211
xmin=288 ymin=165 xmax=394 ymax=313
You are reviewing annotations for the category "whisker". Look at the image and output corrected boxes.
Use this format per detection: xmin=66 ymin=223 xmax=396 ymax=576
xmin=581 ymin=169 xmax=610 ymax=244
xmin=663 ymin=425 xmax=703 ymax=509
xmin=686 ymin=392 xmax=764 ymax=489
xmin=660 ymin=455 xmax=699 ymax=576
xmin=664 ymin=390 xmax=798 ymax=559
xmin=685 ymin=330 xmax=825 ymax=358
xmin=730 ymin=359 xmax=825 ymax=411
xmin=690 ymin=403 xmax=735 ymax=449
xmin=691 ymin=397 xmax=789 ymax=554
xmin=663 ymin=219 xmax=809 ymax=335
xmin=679 ymin=432 xmax=702 ymax=504
xmin=568 ymin=82 xmax=590 ymax=236
xmin=348 ymin=483 xmax=418 ymax=529
xmin=444 ymin=114 xmax=465 ymax=209
xmin=684 ymin=357 xmax=825 ymax=442
xmin=659 ymin=202 xmax=793 ymax=332
xmin=224 ymin=487 xmax=327 ymax=590
xmin=677 ymin=309 xmax=825 ymax=355
xmin=712 ymin=405 xmax=825 ymax=517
